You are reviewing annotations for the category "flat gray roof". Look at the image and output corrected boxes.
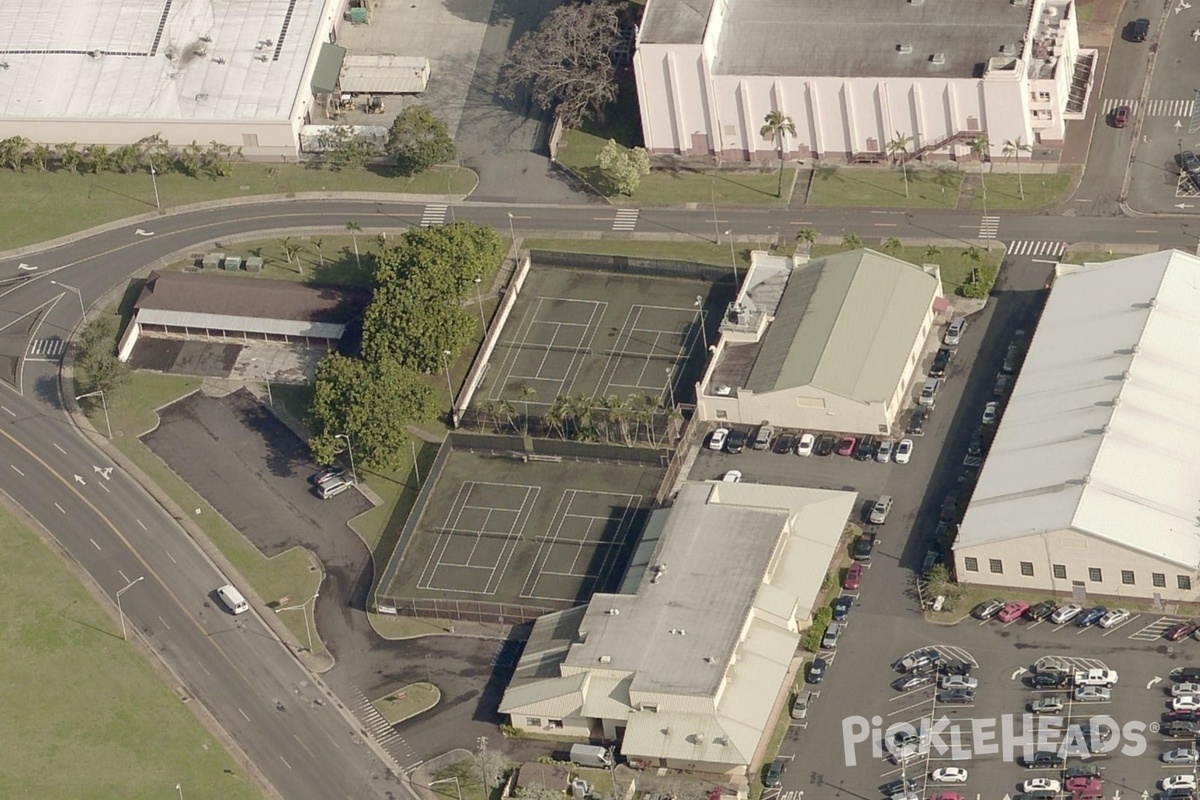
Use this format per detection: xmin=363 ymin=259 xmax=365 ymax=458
xmin=640 ymin=0 xmax=716 ymax=44
xmin=712 ymin=0 xmax=1032 ymax=78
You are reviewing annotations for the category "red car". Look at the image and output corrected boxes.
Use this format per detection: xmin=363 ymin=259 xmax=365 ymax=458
xmin=1112 ymin=105 xmax=1130 ymax=128
xmin=929 ymin=794 xmax=966 ymax=800
xmin=1066 ymin=776 xmax=1102 ymax=800
xmin=997 ymin=601 xmax=1030 ymax=623
xmin=1166 ymin=620 xmax=1200 ymax=641
xmin=835 ymin=435 xmax=857 ymax=456
xmin=844 ymin=563 xmax=863 ymax=590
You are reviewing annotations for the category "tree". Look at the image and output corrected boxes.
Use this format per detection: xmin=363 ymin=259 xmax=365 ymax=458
xmin=596 ymin=139 xmax=650 ymax=196
xmin=923 ymin=244 xmax=942 ymax=262
xmin=882 ymin=237 xmax=902 ymax=255
xmin=176 ymin=141 xmax=204 ymax=177
xmin=841 ymin=232 xmax=863 ymax=249
xmin=519 ymin=385 xmax=538 ymax=435
xmin=1002 ymin=136 xmax=1032 ymax=201
xmin=75 ymin=317 xmax=131 ymax=398
xmin=0 ymin=136 xmax=29 ymax=171
xmin=308 ymin=354 xmax=437 ymax=470
xmin=56 ymin=142 xmax=82 ymax=174
xmin=497 ymin=1 xmax=620 ymax=128
xmin=318 ymin=124 xmax=379 ymax=170
xmin=200 ymin=141 xmax=237 ymax=178
xmin=760 ymin=110 xmax=796 ymax=198
xmin=345 ymin=221 xmax=362 ymax=271
xmin=969 ymin=135 xmax=990 ymax=214
xmin=385 ymin=106 xmax=455 ymax=176
xmin=278 ymin=237 xmax=304 ymax=274
xmin=886 ymin=132 xmax=913 ymax=198
xmin=27 ymin=144 xmax=51 ymax=171
xmin=795 ymin=227 xmax=818 ymax=249
xmin=311 ymin=238 xmax=325 ymax=267
xmin=111 ymin=144 xmax=140 ymax=173
xmin=135 ymin=134 xmax=171 ymax=173
xmin=82 ymin=144 xmax=111 ymax=174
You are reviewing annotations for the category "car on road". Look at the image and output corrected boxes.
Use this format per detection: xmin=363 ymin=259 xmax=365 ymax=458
xmin=929 ymin=348 xmax=952 ymax=378
xmin=1165 ymin=776 xmax=1199 ymax=792
xmin=937 ymin=689 xmax=974 ymax=704
xmin=892 ymin=672 xmax=935 ymax=693
xmin=796 ymin=432 xmax=816 ymax=457
xmin=1030 ymin=695 xmax=1064 ymax=714
xmin=1174 ymin=696 xmax=1200 ymax=712
xmin=981 ymin=401 xmax=999 ymax=424
xmin=807 ymin=657 xmax=826 ymax=684
xmin=708 ymin=428 xmax=729 ymax=450
xmin=1074 ymin=686 xmax=1111 ymax=702
xmin=1051 ymin=603 xmax=1083 ymax=624
xmin=1112 ymin=104 xmax=1130 ymax=128
xmin=940 ymin=674 xmax=979 ymax=691
xmin=875 ymin=439 xmax=894 ymax=463
xmin=997 ymin=601 xmax=1030 ymax=623
xmin=1163 ymin=720 xmax=1200 ymax=737
xmin=898 ymin=649 xmax=940 ymax=673
xmin=790 ymin=690 xmax=812 ymax=719
xmin=1022 ymin=780 xmax=1060 ymax=794
xmin=868 ymin=496 xmax=893 ymax=524
xmin=844 ymin=563 xmax=863 ymax=590
xmin=725 ymin=429 xmax=747 ymax=453
xmin=930 ymin=767 xmax=968 ymax=784
xmin=1167 ymin=621 xmax=1200 ymax=641
xmin=972 ymin=598 xmax=1005 ymax=620
xmin=895 ymin=438 xmax=913 ymax=464
xmin=721 ymin=470 xmax=742 ymax=483
xmin=1031 ymin=672 xmax=1070 ymax=688
xmin=907 ymin=406 xmax=928 ymax=436
xmin=1025 ymin=600 xmax=1057 ymax=621
xmin=1129 ymin=17 xmax=1150 ymax=41
xmin=772 ymin=433 xmax=795 ymax=454
xmin=853 ymin=435 xmax=876 ymax=460
xmin=835 ymin=435 xmax=857 ymax=456
xmin=814 ymin=433 xmax=837 ymax=456
xmin=1172 ymin=682 xmax=1200 ymax=697
xmin=945 ymin=316 xmax=967 ymax=345
xmin=764 ymin=758 xmax=785 ymax=788
xmin=854 ymin=532 xmax=877 ymax=559
xmin=1098 ymin=608 xmax=1131 ymax=628
xmin=1076 ymin=606 xmax=1108 ymax=627
xmin=1184 ymin=150 xmax=1200 ymax=176
xmin=832 ymin=596 xmax=853 ymax=621
xmin=1164 ymin=747 xmax=1200 ymax=764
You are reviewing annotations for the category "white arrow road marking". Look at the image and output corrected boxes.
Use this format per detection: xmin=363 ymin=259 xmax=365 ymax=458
xmin=1142 ymin=791 xmax=1150 ymax=800
xmin=73 ymin=474 xmax=85 ymax=485
xmin=134 ymin=228 xmax=155 ymax=236
xmin=17 ymin=263 xmax=36 ymax=271
xmin=1178 ymin=120 xmax=1186 ymax=129
xmin=93 ymin=465 xmax=113 ymax=480
xmin=1149 ymin=676 xmax=1163 ymax=689
xmin=1113 ymin=790 xmax=1122 ymax=800
xmin=1011 ymin=668 xmax=1026 ymax=680
xmin=1176 ymin=203 xmax=1195 ymax=208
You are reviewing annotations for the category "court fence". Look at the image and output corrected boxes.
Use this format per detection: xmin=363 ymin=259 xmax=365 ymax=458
xmin=378 ymin=598 xmax=561 ymax=626
xmin=453 ymin=408 xmax=686 ymax=454
xmin=528 ymin=250 xmax=736 ymax=284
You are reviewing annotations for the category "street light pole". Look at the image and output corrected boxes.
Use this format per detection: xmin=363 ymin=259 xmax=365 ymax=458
xmin=275 ymin=591 xmax=320 ymax=652
xmin=664 ymin=367 xmax=676 ymax=409
xmin=442 ymin=350 xmax=456 ymax=426
xmin=115 ymin=576 xmax=145 ymax=641
xmin=50 ymin=279 xmax=86 ymax=319
xmin=724 ymin=230 xmax=739 ymax=285
xmin=76 ymin=390 xmax=112 ymax=439
xmin=693 ymin=295 xmax=708 ymax=352
xmin=506 ymin=211 xmax=517 ymax=245
xmin=334 ymin=433 xmax=356 ymax=483
xmin=150 ymin=164 xmax=161 ymax=210
xmin=175 ymin=783 xmax=183 ymax=800
xmin=474 ymin=277 xmax=487 ymax=332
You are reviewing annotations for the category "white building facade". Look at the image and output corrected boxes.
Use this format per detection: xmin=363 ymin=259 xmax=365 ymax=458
xmin=634 ymin=0 xmax=1092 ymax=161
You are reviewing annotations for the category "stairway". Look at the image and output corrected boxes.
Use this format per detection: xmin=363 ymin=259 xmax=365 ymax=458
xmin=1066 ymin=52 xmax=1096 ymax=114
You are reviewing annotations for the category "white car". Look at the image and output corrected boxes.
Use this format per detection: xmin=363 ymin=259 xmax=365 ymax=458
xmin=708 ymin=428 xmax=729 ymax=450
xmin=930 ymin=767 xmax=968 ymax=784
xmin=1174 ymin=695 xmax=1200 ymax=712
xmin=895 ymin=438 xmax=913 ymax=464
xmin=722 ymin=470 xmax=742 ymax=483
xmin=1030 ymin=695 xmax=1064 ymax=714
xmin=1022 ymin=779 xmax=1060 ymax=793
xmin=795 ymin=432 xmax=815 ymax=457
xmin=1165 ymin=775 xmax=1198 ymax=791
xmin=981 ymin=401 xmax=999 ymax=424
xmin=1074 ymin=686 xmax=1111 ymax=702
xmin=940 ymin=675 xmax=979 ymax=691
xmin=945 ymin=317 xmax=967 ymax=345
xmin=1163 ymin=747 xmax=1200 ymax=764
xmin=875 ymin=439 xmax=894 ymax=463
xmin=1098 ymin=608 xmax=1131 ymax=628
xmin=1051 ymin=603 xmax=1083 ymax=624
xmin=1172 ymin=682 xmax=1200 ymax=698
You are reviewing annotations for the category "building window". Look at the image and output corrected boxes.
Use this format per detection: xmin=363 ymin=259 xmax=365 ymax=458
xmin=1088 ymin=567 xmax=1102 ymax=582
xmin=715 ymin=410 xmax=727 ymax=419
xmin=989 ymin=558 xmax=1003 ymax=574
xmin=548 ymin=719 xmax=564 ymax=729
xmin=1052 ymin=564 xmax=1067 ymax=579
xmin=526 ymin=717 xmax=542 ymax=727
xmin=1121 ymin=570 xmax=1135 ymax=585
xmin=242 ymin=133 xmax=259 ymax=148
xmin=1038 ymin=91 xmax=1051 ymax=101
xmin=1153 ymin=573 xmax=1167 ymax=588
xmin=1180 ymin=575 xmax=1193 ymax=591
xmin=1020 ymin=561 xmax=1034 ymax=577
xmin=964 ymin=557 xmax=979 ymax=572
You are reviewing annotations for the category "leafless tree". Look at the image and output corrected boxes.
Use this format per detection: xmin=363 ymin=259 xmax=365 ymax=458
xmin=497 ymin=2 xmax=621 ymax=128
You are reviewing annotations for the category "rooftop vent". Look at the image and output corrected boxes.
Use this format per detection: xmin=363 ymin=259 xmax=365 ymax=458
xmin=1082 ymin=474 xmax=1092 ymax=485
xmin=89 ymin=50 xmax=103 ymax=59
xmin=1044 ymin=5 xmax=1059 ymax=15
xmin=1000 ymin=44 xmax=1017 ymax=55
xmin=930 ymin=53 xmax=946 ymax=65
xmin=704 ymin=656 xmax=715 ymax=663
xmin=195 ymin=93 xmax=209 ymax=101
xmin=669 ymin=628 xmax=687 ymax=636
xmin=213 ymin=56 xmax=226 ymax=64
xmin=1012 ymin=0 xmax=1029 ymax=5
xmin=599 ymin=655 xmax=612 ymax=664
xmin=1149 ymin=296 xmax=1158 ymax=308
xmin=897 ymin=43 xmax=913 ymax=54
xmin=606 ymin=608 xmax=621 ymax=616
xmin=255 ymin=54 xmax=269 ymax=62
xmin=193 ymin=44 xmax=208 ymax=56
xmin=1131 ymin=343 xmax=1141 ymax=355
xmin=908 ymin=0 xmax=925 ymax=5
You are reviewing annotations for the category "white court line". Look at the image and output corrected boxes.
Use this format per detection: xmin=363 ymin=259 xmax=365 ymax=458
xmin=521 ymin=491 xmax=641 ymax=601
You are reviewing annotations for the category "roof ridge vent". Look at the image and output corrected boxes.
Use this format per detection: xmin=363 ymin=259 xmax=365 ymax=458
xmin=897 ymin=43 xmax=914 ymax=54
xmin=1012 ymin=0 xmax=1029 ymax=5
xmin=930 ymin=53 xmax=946 ymax=65
xmin=599 ymin=655 xmax=612 ymax=664
xmin=1130 ymin=343 xmax=1141 ymax=355
xmin=1149 ymin=296 xmax=1158 ymax=308
xmin=908 ymin=0 xmax=925 ymax=5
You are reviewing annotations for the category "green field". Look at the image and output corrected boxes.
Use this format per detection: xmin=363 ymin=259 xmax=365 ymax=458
xmin=807 ymin=167 xmax=964 ymax=208
xmin=0 ymin=507 xmax=260 ymax=799
xmin=0 ymin=163 xmax=476 ymax=251
xmin=972 ymin=174 xmax=1072 ymax=211
xmin=164 ymin=235 xmax=376 ymax=287
xmin=810 ymin=243 xmax=1002 ymax=296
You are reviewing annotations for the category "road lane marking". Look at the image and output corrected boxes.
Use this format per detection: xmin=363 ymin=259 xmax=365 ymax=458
xmin=10 ymin=464 xmax=23 ymax=476
xmin=0 ymin=406 xmax=13 ymax=417
xmin=53 ymin=443 xmax=66 ymax=455
xmin=165 ymin=550 xmax=176 ymax=564
xmin=1137 ymin=229 xmax=1159 ymax=233
xmin=89 ymin=537 xmax=100 ymax=549
xmin=280 ymin=756 xmax=292 ymax=769
xmin=159 ymin=616 xmax=171 ymax=630
xmin=239 ymin=708 xmax=251 ymax=721
xmin=137 ymin=519 xmax=147 ymax=530
xmin=55 ymin=502 xmax=66 ymax=514
xmin=119 ymin=570 xmax=130 ymax=583
xmin=874 ymin=223 xmax=898 ymax=227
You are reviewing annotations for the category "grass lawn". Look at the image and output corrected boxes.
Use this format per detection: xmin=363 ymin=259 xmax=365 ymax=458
xmin=165 ymin=235 xmax=376 ymax=287
xmin=811 ymin=243 xmax=1002 ymax=296
xmin=807 ymin=166 xmax=964 ymax=208
xmin=0 ymin=506 xmax=259 ymax=799
xmin=374 ymin=682 xmax=440 ymax=724
xmin=1059 ymin=249 xmax=1144 ymax=265
xmin=432 ymin=757 xmax=505 ymax=800
xmin=524 ymin=237 xmax=753 ymax=268
xmin=973 ymin=174 xmax=1072 ymax=211
xmin=0 ymin=163 xmax=476 ymax=251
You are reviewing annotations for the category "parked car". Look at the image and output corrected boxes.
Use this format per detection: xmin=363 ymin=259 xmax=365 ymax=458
xmin=898 ymin=648 xmax=940 ymax=673
xmin=981 ymin=401 xmax=999 ymax=424
xmin=312 ymin=466 xmax=346 ymax=486
xmin=937 ymin=689 xmax=974 ymax=705
xmin=1178 ymin=668 xmax=1200 ymax=682
xmin=930 ymin=767 xmax=968 ymax=784
xmin=880 ymin=779 xmax=918 ymax=797
xmin=1112 ymin=104 xmax=1130 ymax=128
xmin=814 ymin=433 xmax=837 ymax=456
xmin=1002 ymin=343 xmax=1023 ymax=374
xmin=1031 ymin=672 xmax=1070 ymax=689
xmin=844 ymin=563 xmax=863 ymax=590
xmin=1165 ymin=776 xmax=1199 ymax=792
xmin=1098 ymin=608 xmax=1131 ymax=628
xmin=892 ymin=672 xmax=935 ymax=693
xmin=795 ymin=432 xmax=816 ymax=457
xmin=967 ymin=428 xmax=985 ymax=458
xmin=1129 ymin=17 xmax=1150 ymax=41
xmin=1166 ymin=621 xmax=1200 ymax=641
xmin=940 ymin=675 xmax=979 ymax=691
xmin=764 ymin=758 xmax=785 ymax=788
xmin=972 ymin=598 xmax=1005 ymax=620
xmin=1065 ymin=777 xmax=1101 ymax=795
xmin=1183 ymin=149 xmax=1200 ymax=176
xmin=832 ymin=596 xmax=852 ymax=621
xmin=317 ymin=475 xmax=354 ymax=499
xmin=1063 ymin=765 xmax=1102 ymax=780
xmin=1030 ymin=695 xmax=1065 ymax=714
xmin=752 ymin=423 xmax=774 ymax=450
xmin=1164 ymin=721 xmax=1200 ymax=737
xmin=929 ymin=348 xmax=952 ymax=378
xmin=721 ymin=470 xmax=742 ymax=483
xmin=994 ymin=373 xmax=1012 ymax=396
xmin=1164 ymin=710 xmax=1200 ymax=723
xmin=1172 ymin=682 xmax=1200 ymax=697
xmin=853 ymin=435 xmax=876 ymax=461
xmin=835 ymin=435 xmax=857 ymax=456
xmin=1074 ymin=686 xmax=1112 ymax=702
xmin=875 ymin=439 xmax=894 ymax=463
xmin=1174 ymin=696 xmax=1200 ymax=712
xmin=997 ymin=601 xmax=1030 ymax=623
xmin=725 ymin=429 xmax=747 ymax=453
xmin=1025 ymin=600 xmax=1057 ymax=621
xmin=945 ymin=316 xmax=968 ymax=345
xmin=868 ymin=496 xmax=893 ymax=525
xmin=907 ymin=406 xmax=928 ymax=435
xmin=1163 ymin=747 xmax=1200 ymax=764
xmin=1076 ymin=606 xmax=1108 ymax=627
xmin=919 ymin=378 xmax=942 ymax=407
xmin=928 ymin=794 xmax=965 ymax=800
xmin=1022 ymin=780 xmax=1060 ymax=794
xmin=708 ymin=428 xmax=729 ymax=450
xmin=1024 ymin=751 xmax=1064 ymax=769
xmin=1051 ymin=603 xmax=1083 ymax=624
xmin=807 ymin=657 xmax=826 ymax=684
xmin=821 ymin=621 xmax=841 ymax=649
xmin=772 ymin=432 xmax=795 ymax=454
xmin=853 ymin=532 xmax=877 ymax=560
xmin=939 ymin=493 xmax=960 ymax=522
xmin=790 ymin=690 xmax=812 ymax=719
xmin=895 ymin=438 xmax=913 ymax=464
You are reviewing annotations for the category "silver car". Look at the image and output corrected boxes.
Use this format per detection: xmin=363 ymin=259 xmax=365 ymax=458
xmin=1164 ymin=747 xmax=1200 ymax=764
xmin=875 ymin=439 xmax=894 ymax=463
xmin=1031 ymin=695 xmax=1064 ymax=714
xmin=1074 ymin=685 xmax=1111 ymax=702
xmin=945 ymin=317 xmax=967 ymax=345
xmin=869 ymin=495 xmax=894 ymax=524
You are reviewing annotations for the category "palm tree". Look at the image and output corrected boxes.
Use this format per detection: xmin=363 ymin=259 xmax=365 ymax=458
xmin=28 ymin=144 xmax=51 ymax=171
xmin=311 ymin=237 xmax=324 ymax=267
xmin=0 ymin=136 xmax=30 ymax=171
xmin=969 ymin=135 xmax=990 ymax=216
xmin=544 ymin=397 xmax=567 ymax=440
xmin=56 ymin=142 xmax=82 ymax=174
xmin=795 ymin=228 xmax=818 ymax=251
xmin=474 ymin=399 xmax=495 ymax=432
xmin=518 ymin=385 xmax=537 ymax=435
xmin=759 ymin=110 xmax=796 ymax=198
xmin=964 ymin=246 xmax=984 ymax=284
xmin=882 ymin=237 xmax=902 ymax=255
xmin=665 ymin=405 xmax=685 ymax=446
xmin=346 ymin=221 xmax=362 ymax=270
xmin=1002 ymin=137 xmax=1032 ymax=201
xmin=923 ymin=244 xmax=942 ymax=262
xmin=886 ymin=132 xmax=914 ymax=198
xmin=496 ymin=399 xmax=517 ymax=433
xmin=842 ymin=232 xmax=864 ymax=249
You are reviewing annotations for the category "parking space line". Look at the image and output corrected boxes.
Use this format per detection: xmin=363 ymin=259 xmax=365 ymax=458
xmin=1101 ymin=614 xmax=1140 ymax=636
xmin=887 ymin=698 xmax=935 ymax=717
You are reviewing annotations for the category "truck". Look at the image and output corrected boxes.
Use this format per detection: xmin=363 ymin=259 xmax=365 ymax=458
xmin=1073 ymin=668 xmax=1118 ymax=688
xmin=569 ymin=744 xmax=613 ymax=768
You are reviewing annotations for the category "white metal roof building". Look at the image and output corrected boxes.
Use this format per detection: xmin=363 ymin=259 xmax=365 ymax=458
xmin=954 ymin=251 xmax=1200 ymax=602
xmin=0 ymin=0 xmax=342 ymax=158
xmin=499 ymin=482 xmax=855 ymax=779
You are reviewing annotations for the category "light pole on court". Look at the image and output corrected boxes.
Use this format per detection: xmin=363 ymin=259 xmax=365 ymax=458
xmin=474 ymin=276 xmax=487 ymax=332
xmin=442 ymin=350 xmax=457 ymax=426
xmin=76 ymin=390 xmax=112 ymax=439
xmin=116 ymin=576 xmax=145 ymax=641
xmin=724 ymin=230 xmax=738 ymax=285
xmin=50 ymin=279 xmax=86 ymax=319
xmin=275 ymin=591 xmax=320 ymax=652
xmin=693 ymin=295 xmax=708 ymax=351
xmin=664 ymin=366 xmax=676 ymax=409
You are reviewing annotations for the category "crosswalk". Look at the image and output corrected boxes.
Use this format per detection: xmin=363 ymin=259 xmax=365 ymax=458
xmin=27 ymin=337 xmax=65 ymax=360
xmin=1007 ymin=240 xmax=1067 ymax=257
xmin=420 ymin=204 xmax=448 ymax=227
xmin=1102 ymin=97 xmax=1194 ymax=116
xmin=978 ymin=216 xmax=1000 ymax=240
xmin=612 ymin=208 xmax=639 ymax=231
xmin=349 ymin=689 xmax=423 ymax=772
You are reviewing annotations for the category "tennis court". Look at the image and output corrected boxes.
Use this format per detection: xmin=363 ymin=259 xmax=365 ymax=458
xmin=479 ymin=265 xmax=720 ymax=409
xmin=387 ymin=447 xmax=664 ymax=610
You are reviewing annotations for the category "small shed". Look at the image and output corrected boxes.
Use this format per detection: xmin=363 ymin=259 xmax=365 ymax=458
xmin=340 ymin=55 xmax=430 ymax=94
xmin=244 ymin=256 xmax=264 ymax=273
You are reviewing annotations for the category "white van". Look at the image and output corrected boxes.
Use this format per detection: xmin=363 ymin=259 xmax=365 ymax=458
xmin=318 ymin=476 xmax=353 ymax=499
xmin=217 ymin=584 xmax=249 ymax=615
xmin=918 ymin=378 xmax=941 ymax=407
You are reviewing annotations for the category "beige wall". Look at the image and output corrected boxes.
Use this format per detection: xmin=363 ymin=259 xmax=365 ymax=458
xmin=507 ymin=713 xmax=592 ymax=739
xmin=699 ymin=384 xmax=890 ymax=436
xmin=954 ymin=529 xmax=1200 ymax=603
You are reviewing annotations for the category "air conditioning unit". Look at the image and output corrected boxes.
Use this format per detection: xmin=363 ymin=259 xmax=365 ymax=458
xmin=1000 ymin=44 xmax=1016 ymax=55
xmin=897 ymin=43 xmax=914 ymax=54
xmin=930 ymin=52 xmax=946 ymax=65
